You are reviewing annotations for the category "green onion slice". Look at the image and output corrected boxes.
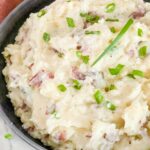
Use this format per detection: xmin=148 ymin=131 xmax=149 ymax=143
xmin=139 ymin=46 xmax=147 ymax=58
xmin=128 ymin=70 xmax=144 ymax=78
xmin=106 ymin=3 xmax=116 ymax=13
xmin=85 ymin=30 xmax=101 ymax=35
xmin=76 ymin=51 xmax=89 ymax=64
xmin=138 ymin=28 xmax=143 ymax=37
xmin=106 ymin=18 xmax=119 ymax=22
xmin=57 ymin=84 xmax=67 ymax=92
xmin=43 ymin=32 xmax=50 ymax=42
xmin=93 ymin=90 xmax=104 ymax=104
xmin=66 ymin=17 xmax=75 ymax=28
xmin=105 ymin=101 xmax=116 ymax=111
xmin=105 ymin=84 xmax=116 ymax=92
xmin=80 ymin=12 xmax=100 ymax=24
xmin=110 ymin=27 xmax=116 ymax=33
xmin=72 ymin=80 xmax=82 ymax=90
xmin=4 ymin=133 xmax=13 ymax=140
xmin=37 ymin=9 xmax=47 ymax=17
xmin=109 ymin=64 xmax=125 ymax=75
xmin=92 ymin=18 xmax=134 ymax=66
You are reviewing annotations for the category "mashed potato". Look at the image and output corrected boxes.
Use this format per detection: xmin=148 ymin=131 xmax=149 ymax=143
xmin=3 ymin=0 xmax=150 ymax=149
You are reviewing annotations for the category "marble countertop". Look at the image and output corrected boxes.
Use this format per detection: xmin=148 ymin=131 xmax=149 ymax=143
xmin=0 ymin=113 xmax=35 ymax=150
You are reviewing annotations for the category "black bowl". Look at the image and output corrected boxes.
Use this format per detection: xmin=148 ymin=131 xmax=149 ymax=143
xmin=0 ymin=0 xmax=54 ymax=149
xmin=0 ymin=0 xmax=150 ymax=150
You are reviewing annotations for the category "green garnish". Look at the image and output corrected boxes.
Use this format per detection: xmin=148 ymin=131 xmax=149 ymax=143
xmin=76 ymin=51 xmax=82 ymax=57
xmin=51 ymin=111 xmax=60 ymax=119
xmin=66 ymin=17 xmax=75 ymax=28
xmin=105 ymin=84 xmax=116 ymax=92
xmin=132 ymin=70 xmax=144 ymax=77
xmin=58 ymin=52 xmax=64 ymax=58
xmin=80 ymin=12 xmax=87 ymax=17
xmin=4 ymin=133 xmax=13 ymax=140
xmin=80 ymin=12 xmax=100 ymax=24
xmin=128 ymin=70 xmax=144 ymax=78
xmin=92 ymin=18 xmax=134 ymax=66
xmin=76 ymin=51 xmax=90 ymax=64
xmin=81 ymin=55 xmax=89 ymax=64
xmin=127 ymin=73 xmax=136 ymax=79
xmin=138 ymin=28 xmax=143 ymax=37
xmin=94 ymin=90 xmax=104 ymax=104
xmin=72 ymin=80 xmax=82 ymax=90
xmin=66 ymin=0 xmax=71 ymax=2
xmin=109 ymin=64 xmax=125 ymax=75
xmin=43 ymin=32 xmax=50 ymax=42
xmin=105 ymin=101 xmax=116 ymax=111
xmin=110 ymin=27 xmax=116 ymax=33
xmin=106 ymin=3 xmax=116 ymax=13
xmin=76 ymin=51 xmax=82 ymax=58
xmin=139 ymin=46 xmax=147 ymax=58
xmin=106 ymin=18 xmax=119 ymax=22
xmin=37 ymin=9 xmax=47 ymax=17
xmin=57 ymin=84 xmax=67 ymax=92
xmin=85 ymin=30 xmax=101 ymax=35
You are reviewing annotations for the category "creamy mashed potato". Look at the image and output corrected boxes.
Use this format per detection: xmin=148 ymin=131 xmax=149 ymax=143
xmin=3 ymin=0 xmax=150 ymax=149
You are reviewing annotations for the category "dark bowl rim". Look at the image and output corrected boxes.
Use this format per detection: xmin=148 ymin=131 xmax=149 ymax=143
xmin=0 ymin=0 xmax=48 ymax=149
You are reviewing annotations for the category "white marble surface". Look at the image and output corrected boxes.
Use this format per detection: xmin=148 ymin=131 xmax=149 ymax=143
xmin=0 ymin=113 xmax=35 ymax=150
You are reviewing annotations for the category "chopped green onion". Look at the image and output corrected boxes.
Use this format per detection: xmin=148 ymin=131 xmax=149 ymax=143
xmin=66 ymin=17 xmax=75 ymax=28
xmin=37 ymin=9 xmax=47 ymax=17
xmin=76 ymin=51 xmax=89 ymax=64
xmin=106 ymin=3 xmax=116 ymax=13
xmin=94 ymin=90 xmax=104 ymax=104
xmin=133 ymin=70 xmax=144 ymax=77
xmin=85 ymin=30 xmax=101 ymax=35
xmin=127 ymin=73 xmax=136 ymax=79
xmin=57 ymin=84 xmax=67 ymax=92
xmin=128 ymin=70 xmax=144 ymax=78
xmin=106 ymin=18 xmax=119 ymax=22
xmin=139 ymin=46 xmax=147 ymax=58
xmin=66 ymin=0 xmax=71 ymax=2
xmin=80 ymin=12 xmax=88 ymax=17
xmin=4 ymin=133 xmax=13 ymax=140
xmin=105 ymin=84 xmax=116 ymax=92
xmin=81 ymin=55 xmax=89 ymax=64
xmin=109 ymin=64 xmax=125 ymax=75
xmin=58 ymin=52 xmax=64 ymax=58
xmin=80 ymin=12 xmax=100 ymax=24
xmin=138 ymin=28 xmax=143 ymax=37
xmin=76 ymin=51 xmax=82 ymax=57
xmin=43 ymin=32 xmax=50 ymax=42
xmin=105 ymin=101 xmax=116 ymax=111
xmin=110 ymin=27 xmax=116 ymax=33
xmin=92 ymin=18 xmax=134 ymax=66
xmin=72 ymin=80 xmax=82 ymax=90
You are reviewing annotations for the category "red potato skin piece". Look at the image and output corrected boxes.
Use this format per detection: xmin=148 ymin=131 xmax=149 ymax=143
xmin=29 ymin=70 xmax=44 ymax=87
xmin=28 ymin=63 xmax=34 ymax=69
xmin=72 ymin=66 xmax=86 ymax=80
xmin=29 ymin=70 xmax=54 ymax=88
xmin=58 ymin=131 xmax=66 ymax=142
xmin=48 ymin=72 xmax=55 ymax=79
xmin=131 ymin=9 xmax=146 ymax=19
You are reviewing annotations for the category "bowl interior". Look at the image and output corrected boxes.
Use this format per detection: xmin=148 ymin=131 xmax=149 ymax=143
xmin=0 ymin=0 xmax=54 ymax=149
